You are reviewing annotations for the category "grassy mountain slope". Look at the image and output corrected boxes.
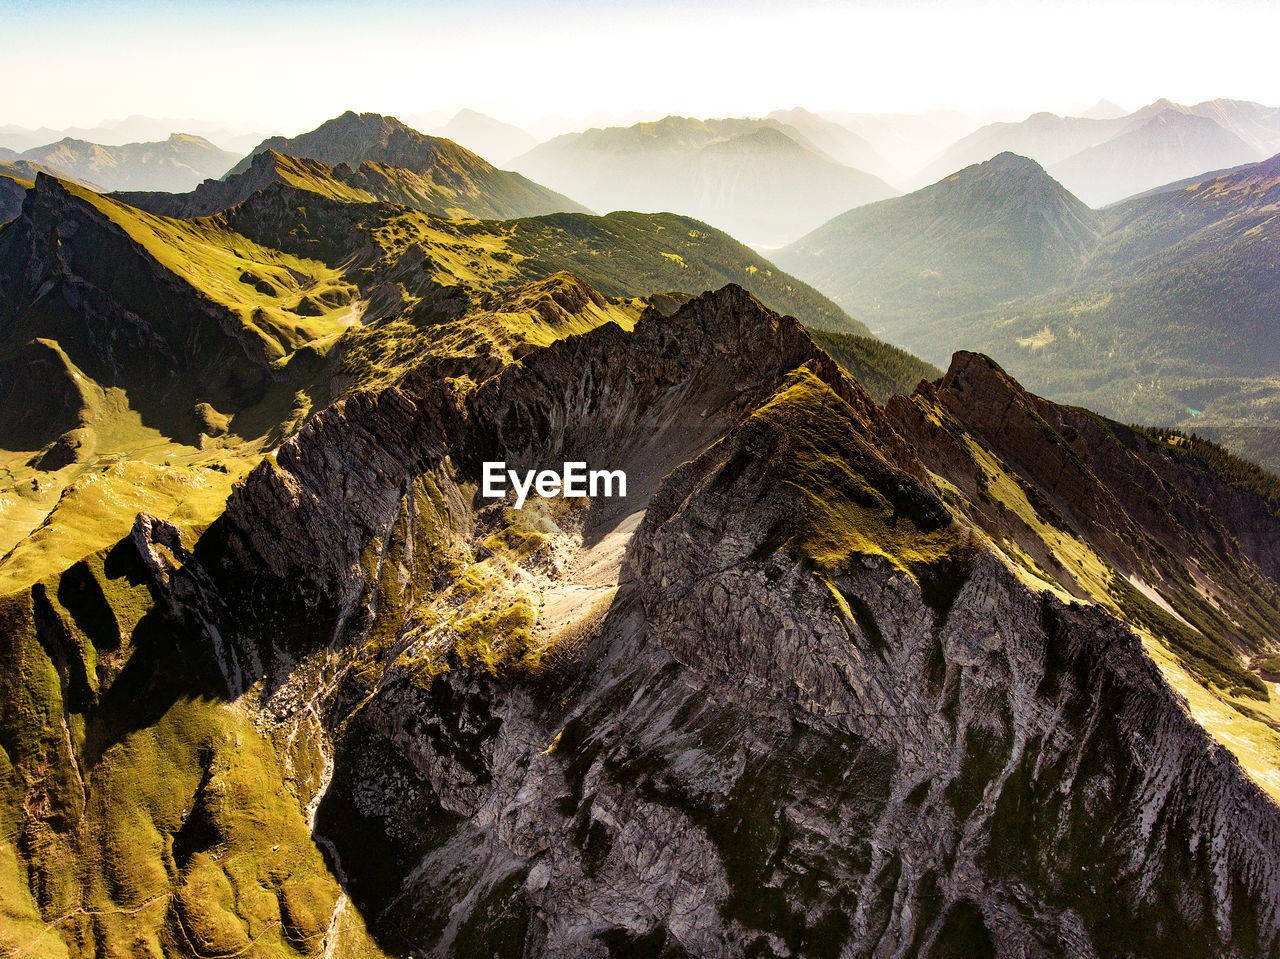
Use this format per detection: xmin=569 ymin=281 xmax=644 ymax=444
xmin=116 ymin=150 xmax=381 ymax=217
xmin=777 ymin=152 xmax=1100 ymax=332
xmin=222 ymin=183 xmax=870 ymax=334
xmin=511 ymin=115 xmax=897 ymax=246
xmin=123 ymin=144 xmax=586 ymax=223
xmin=0 ymin=174 xmax=363 ymax=591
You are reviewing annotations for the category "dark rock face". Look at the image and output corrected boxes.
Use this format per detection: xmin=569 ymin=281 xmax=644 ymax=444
xmin=934 ymin=351 xmax=1280 ymax=582
xmin=0 ymin=173 xmax=25 ymax=224
xmin=887 ymin=351 xmax=1280 ymax=695
xmin=136 ymin=286 xmax=1280 ymax=957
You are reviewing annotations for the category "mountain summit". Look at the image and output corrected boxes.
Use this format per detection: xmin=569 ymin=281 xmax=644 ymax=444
xmin=221 ymin=111 xmax=588 ymax=218
xmin=777 ymin=152 xmax=1100 ymax=332
xmin=511 ymin=115 xmax=897 ymax=246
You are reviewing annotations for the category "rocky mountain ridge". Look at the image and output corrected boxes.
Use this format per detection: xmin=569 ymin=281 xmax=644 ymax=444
xmin=5 ymin=277 xmax=1280 ymax=956
xmin=5 ymin=116 xmax=1280 ymax=958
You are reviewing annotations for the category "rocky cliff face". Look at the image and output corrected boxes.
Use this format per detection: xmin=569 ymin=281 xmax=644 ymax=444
xmin=887 ymin=352 xmax=1280 ymax=699
xmin=5 ymin=276 xmax=1280 ymax=957
xmin=0 ymin=172 xmax=25 ymax=224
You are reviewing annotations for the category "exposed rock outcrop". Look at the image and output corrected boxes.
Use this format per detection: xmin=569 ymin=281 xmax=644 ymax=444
xmin=138 ymin=286 xmax=1280 ymax=957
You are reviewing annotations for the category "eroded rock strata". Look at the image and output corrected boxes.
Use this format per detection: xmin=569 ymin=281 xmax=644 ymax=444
xmin=72 ymin=287 xmax=1279 ymax=957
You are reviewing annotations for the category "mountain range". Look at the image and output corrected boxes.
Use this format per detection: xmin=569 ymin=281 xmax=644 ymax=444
xmin=914 ymin=98 xmax=1279 ymax=205
xmin=5 ymin=140 xmax=1280 ymax=955
xmin=5 ymin=95 xmax=1280 ymax=958
xmin=0 ymin=115 xmax=268 ymax=154
xmin=13 ymin=97 xmax=1275 ymax=214
xmin=511 ymin=115 xmax=898 ymax=246
xmin=8 ymin=134 xmax=241 ymax=193
xmin=778 ymin=149 xmax=1280 ymax=470
xmin=430 ymin=108 xmax=539 ymax=165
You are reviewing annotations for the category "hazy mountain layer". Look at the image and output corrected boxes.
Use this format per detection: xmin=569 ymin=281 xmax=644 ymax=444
xmin=0 ymin=116 xmax=268 ymax=154
xmin=431 ymin=109 xmax=538 ymax=165
xmin=16 ymin=133 xmax=241 ymax=193
xmin=511 ymin=116 xmax=897 ymax=247
xmin=1050 ymin=111 xmax=1263 ymax=206
xmin=766 ymin=107 xmax=889 ymax=177
xmin=818 ymin=109 xmax=981 ymax=180
xmin=1134 ymin=98 xmax=1280 ymax=154
xmin=778 ymin=151 xmax=1280 ymax=470
xmin=914 ymin=113 xmax=1126 ymax=188
xmin=916 ymin=98 xmax=1277 ymax=204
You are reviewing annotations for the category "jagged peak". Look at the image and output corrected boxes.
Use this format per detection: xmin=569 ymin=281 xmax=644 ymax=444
xmin=24 ymin=169 xmax=95 ymax=216
xmin=939 ymin=349 xmax=1019 ymax=393
xmin=307 ymin=109 xmax=420 ymax=141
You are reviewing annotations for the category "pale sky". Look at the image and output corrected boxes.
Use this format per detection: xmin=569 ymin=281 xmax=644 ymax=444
xmin=3 ymin=0 xmax=1279 ymax=133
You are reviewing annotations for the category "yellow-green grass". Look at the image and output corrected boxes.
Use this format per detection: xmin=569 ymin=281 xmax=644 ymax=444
xmin=61 ymin=180 xmax=360 ymax=360
xmin=0 ymin=453 xmax=250 ymax=597
xmin=338 ymin=272 xmax=641 ymax=396
xmin=923 ymin=403 xmax=1280 ymax=801
xmin=1142 ymin=634 xmax=1280 ymax=804
xmin=268 ymin=152 xmax=381 ymax=205
xmin=0 ymin=557 xmax=389 ymax=959
xmin=958 ymin=431 xmax=1115 ymax=604
xmin=0 ymin=170 xmax=35 ymax=190
xmin=751 ymin=369 xmax=967 ymax=574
